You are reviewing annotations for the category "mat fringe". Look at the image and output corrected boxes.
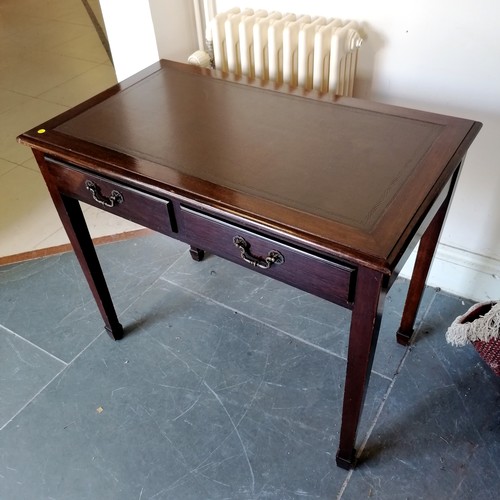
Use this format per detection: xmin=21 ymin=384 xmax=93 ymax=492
xmin=446 ymin=301 xmax=500 ymax=347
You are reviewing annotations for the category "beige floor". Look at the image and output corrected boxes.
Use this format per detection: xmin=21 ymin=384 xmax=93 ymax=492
xmin=0 ymin=0 xmax=142 ymax=262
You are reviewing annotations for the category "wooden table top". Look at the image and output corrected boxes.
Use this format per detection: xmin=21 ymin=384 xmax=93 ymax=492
xmin=19 ymin=60 xmax=481 ymax=272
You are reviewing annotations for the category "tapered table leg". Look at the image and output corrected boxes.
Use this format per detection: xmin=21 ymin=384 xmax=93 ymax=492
xmin=60 ymin=196 xmax=123 ymax=339
xmin=395 ymin=204 xmax=447 ymax=345
xmin=336 ymin=267 xmax=387 ymax=469
xmin=38 ymin=156 xmax=123 ymax=340
xmin=396 ymin=168 xmax=459 ymax=346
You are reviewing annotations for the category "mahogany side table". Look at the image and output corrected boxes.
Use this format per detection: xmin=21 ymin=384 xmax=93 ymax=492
xmin=18 ymin=60 xmax=482 ymax=469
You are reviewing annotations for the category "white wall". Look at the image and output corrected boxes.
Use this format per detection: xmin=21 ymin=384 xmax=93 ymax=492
xmin=99 ymin=0 xmax=198 ymax=81
xmin=149 ymin=0 xmax=198 ymax=62
xmin=100 ymin=0 xmax=500 ymax=301
xmin=99 ymin=0 xmax=159 ymax=81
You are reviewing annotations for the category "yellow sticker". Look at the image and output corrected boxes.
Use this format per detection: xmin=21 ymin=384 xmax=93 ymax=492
xmin=37 ymin=129 xmax=46 ymax=134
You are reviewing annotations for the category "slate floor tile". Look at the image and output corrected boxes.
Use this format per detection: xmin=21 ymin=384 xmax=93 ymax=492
xmin=163 ymin=252 xmax=435 ymax=378
xmin=0 ymin=233 xmax=186 ymax=362
xmin=0 ymin=325 xmax=65 ymax=428
xmin=2 ymin=235 xmax=498 ymax=499
xmin=0 ymin=281 xmax=389 ymax=500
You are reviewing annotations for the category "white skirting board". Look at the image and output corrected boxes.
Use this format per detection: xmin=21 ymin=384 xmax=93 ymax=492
xmin=399 ymin=244 xmax=500 ymax=302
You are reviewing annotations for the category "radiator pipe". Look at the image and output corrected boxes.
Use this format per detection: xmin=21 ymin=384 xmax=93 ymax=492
xmin=193 ymin=0 xmax=205 ymax=51
xmin=203 ymin=0 xmax=216 ymax=66
xmin=190 ymin=0 xmax=216 ymax=67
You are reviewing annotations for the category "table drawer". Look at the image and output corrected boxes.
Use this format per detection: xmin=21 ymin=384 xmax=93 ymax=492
xmin=181 ymin=206 xmax=355 ymax=306
xmin=45 ymin=158 xmax=176 ymax=235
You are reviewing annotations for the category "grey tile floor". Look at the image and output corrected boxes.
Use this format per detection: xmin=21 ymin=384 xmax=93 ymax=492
xmin=0 ymin=233 xmax=499 ymax=499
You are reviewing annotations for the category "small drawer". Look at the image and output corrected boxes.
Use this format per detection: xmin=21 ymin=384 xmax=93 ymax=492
xmin=44 ymin=158 xmax=176 ymax=235
xmin=181 ymin=206 xmax=355 ymax=306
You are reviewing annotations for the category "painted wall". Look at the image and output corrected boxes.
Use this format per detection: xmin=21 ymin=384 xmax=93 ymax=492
xmin=99 ymin=0 xmax=197 ymax=81
xmin=100 ymin=0 xmax=499 ymax=300
xmin=214 ymin=0 xmax=500 ymax=301
xmin=149 ymin=0 xmax=198 ymax=62
xmin=99 ymin=0 xmax=159 ymax=81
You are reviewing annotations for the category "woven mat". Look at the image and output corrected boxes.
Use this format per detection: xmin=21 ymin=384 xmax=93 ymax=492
xmin=473 ymin=339 xmax=500 ymax=376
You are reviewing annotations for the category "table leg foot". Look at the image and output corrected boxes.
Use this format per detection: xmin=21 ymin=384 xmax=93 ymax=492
xmin=104 ymin=323 xmax=124 ymax=341
xmin=336 ymin=448 xmax=357 ymax=470
xmin=396 ymin=327 xmax=414 ymax=346
xmin=189 ymin=246 xmax=205 ymax=261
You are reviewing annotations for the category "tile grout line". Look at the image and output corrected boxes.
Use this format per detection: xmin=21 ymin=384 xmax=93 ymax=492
xmin=162 ymin=277 xmax=350 ymax=360
xmin=0 ymin=251 xmax=244 ymax=432
xmin=0 ymin=247 xmax=190 ymax=391
xmin=336 ymin=349 xmax=414 ymax=498
xmin=80 ymin=0 xmax=113 ymax=63
xmin=113 ymin=250 xmax=191 ymax=320
xmin=408 ymin=289 xmax=439 ymax=345
xmin=0 ymin=323 xmax=68 ymax=366
xmin=82 ymin=244 xmax=391 ymax=380
xmin=372 ymin=369 xmax=392 ymax=381
xmin=0 ymin=328 xmax=108 ymax=432
xmin=337 ymin=290 xmax=439 ymax=498
xmin=411 ymin=293 xmax=500 ymax=482
xmin=0 ymin=366 xmax=66 ymax=432
xmin=0 ymin=242 xmax=171 ymax=432
xmin=156 ymin=273 xmax=392 ymax=380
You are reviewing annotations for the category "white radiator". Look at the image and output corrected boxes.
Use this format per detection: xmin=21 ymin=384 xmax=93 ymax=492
xmin=189 ymin=8 xmax=364 ymax=97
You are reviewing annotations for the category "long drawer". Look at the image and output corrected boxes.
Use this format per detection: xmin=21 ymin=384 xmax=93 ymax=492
xmin=181 ymin=206 xmax=356 ymax=306
xmin=44 ymin=158 xmax=176 ymax=235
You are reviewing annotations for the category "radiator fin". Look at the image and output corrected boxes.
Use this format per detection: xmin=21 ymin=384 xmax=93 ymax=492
xmin=207 ymin=8 xmax=364 ymax=96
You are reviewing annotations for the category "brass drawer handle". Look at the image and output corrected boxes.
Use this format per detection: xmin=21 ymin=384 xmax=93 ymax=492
xmin=85 ymin=180 xmax=124 ymax=208
xmin=233 ymin=236 xmax=285 ymax=269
